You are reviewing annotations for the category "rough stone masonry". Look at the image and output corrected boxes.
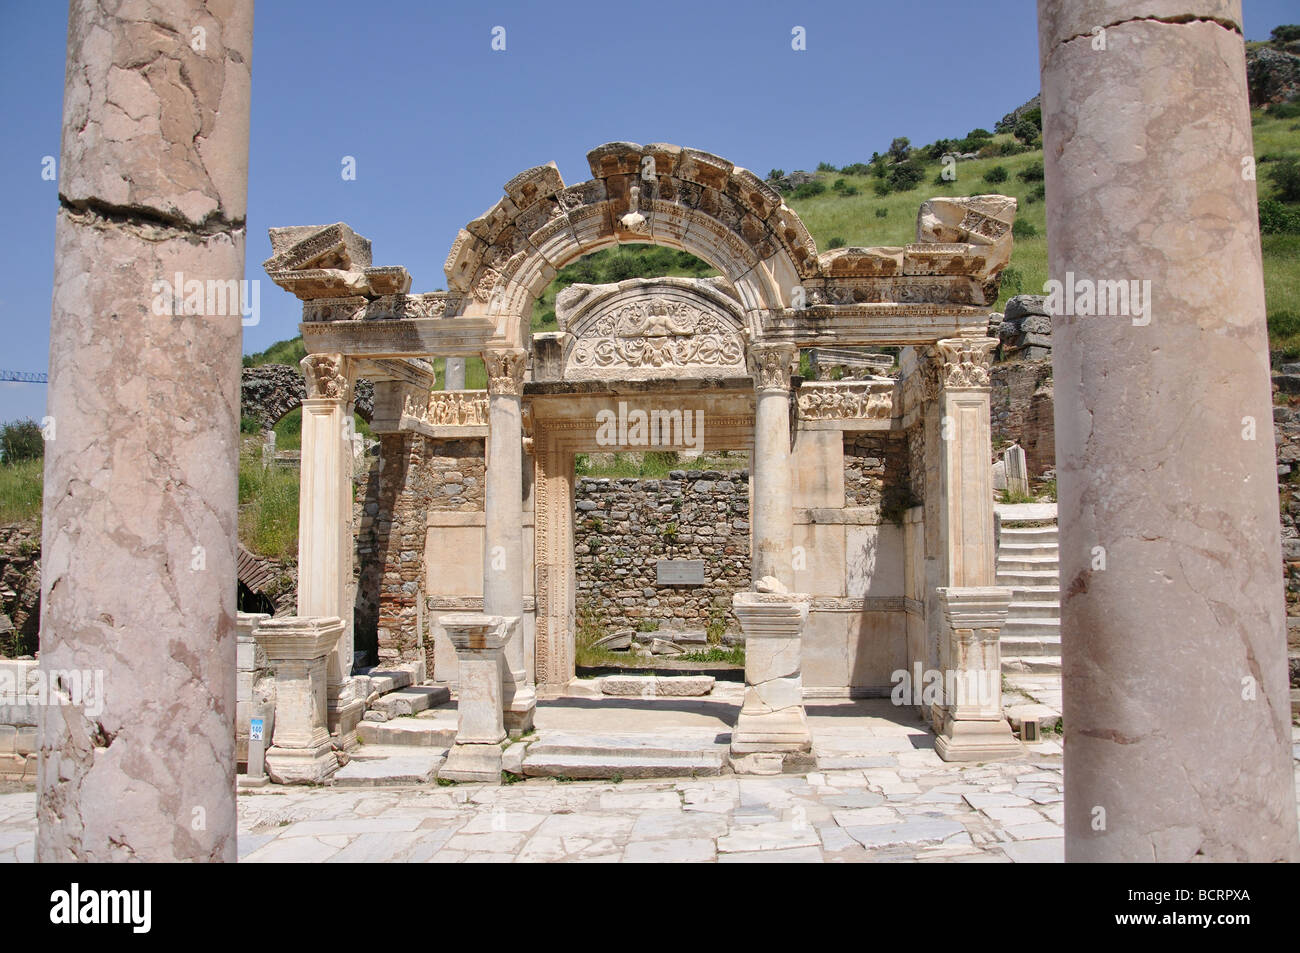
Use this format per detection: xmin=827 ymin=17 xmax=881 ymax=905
xmin=37 ymin=0 xmax=252 ymax=862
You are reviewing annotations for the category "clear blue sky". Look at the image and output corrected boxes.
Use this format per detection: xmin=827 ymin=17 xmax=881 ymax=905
xmin=1 ymin=0 xmax=1294 ymax=423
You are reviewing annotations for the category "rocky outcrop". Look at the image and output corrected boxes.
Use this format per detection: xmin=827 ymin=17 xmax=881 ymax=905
xmin=1247 ymin=45 xmax=1300 ymax=106
xmin=993 ymin=295 xmax=1052 ymax=360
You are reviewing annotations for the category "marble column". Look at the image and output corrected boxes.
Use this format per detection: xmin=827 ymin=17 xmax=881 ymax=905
xmin=444 ymin=357 xmax=466 ymax=390
xmin=481 ymin=348 xmax=536 ymax=732
xmin=749 ymin=342 xmax=798 ymax=588
xmin=253 ymin=617 xmax=344 ymax=785
xmin=730 ymin=587 xmax=814 ymax=775
xmin=1038 ymin=0 xmax=1300 ymax=862
xmin=439 ymin=614 xmax=510 ymax=783
xmin=36 ymin=0 xmax=252 ymax=862
xmin=298 ymin=353 xmax=363 ymax=750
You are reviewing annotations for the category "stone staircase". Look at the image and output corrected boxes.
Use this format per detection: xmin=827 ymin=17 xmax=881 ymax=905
xmin=995 ymin=506 xmax=1060 ymax=674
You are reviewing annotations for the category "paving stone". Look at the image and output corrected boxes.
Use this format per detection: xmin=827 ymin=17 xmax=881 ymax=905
xmin=719 ymin=846 xmax=824 ymax=863
xmin=623 ymin=837 xmax=716 ymax=863
xmin=843 ymin=817 xmax=965 ymax=849
xmin=1005 ymin=822 xmax=1064 ymax=841
xmin=1001 ymin=838 xmax=1065 ymax=863
xmin=717 ymin=821 xmax=820 ymax=853
xmin=962 ymin=792 xmax=1032 ymax=810
xmin=980 ymin=807 xmax=1046 ymax=827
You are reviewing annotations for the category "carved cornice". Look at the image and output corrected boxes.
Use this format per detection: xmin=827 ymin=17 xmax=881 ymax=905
xmin=300 ymin=353 xmax=352 ymax=401
xmin=748 ymin=341 xmax=798 ymax=393
xmin=482 ymin=347 xmax=528 ymax=396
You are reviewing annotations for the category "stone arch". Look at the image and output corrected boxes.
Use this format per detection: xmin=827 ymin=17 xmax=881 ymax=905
xmin=241 ymin=363 xmax=374 ymax=430
xmin=441 ymin=143 xmax=821 ymax=347
xmin=236 ymin=544 xmax=294 ymax=616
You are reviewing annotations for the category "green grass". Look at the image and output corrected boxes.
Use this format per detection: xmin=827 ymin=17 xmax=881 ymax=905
xmin=0 ymin=459 xmax=42 ymax=525
xmin=238 ymin=459 xmax=300 ymax=559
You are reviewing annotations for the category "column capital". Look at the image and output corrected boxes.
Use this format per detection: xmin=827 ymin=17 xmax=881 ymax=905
xmin=925 ymin=337 xmax=997 ymax=391
xmin=747 ymin=341 xmax=799 ymax=393
xmin=300 ymin=352 xmax=353 ymax=402
xmin=482 ymin=347 xmax=528 ymax=396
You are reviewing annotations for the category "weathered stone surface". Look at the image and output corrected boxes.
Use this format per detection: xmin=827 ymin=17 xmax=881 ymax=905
xmin=600 ymin=675 xmax=715 ymax=697
xmin=37 ymin=0 xmax=252 ymax=863
xmin=1040 ymin=2 xmax=1300 ymax=861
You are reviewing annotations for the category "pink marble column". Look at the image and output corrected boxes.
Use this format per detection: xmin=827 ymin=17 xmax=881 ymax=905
xmin=1038 ymin=0 xmax=1300 ymax=861
xmin=37 ymin=0 xmax=253 ymax=861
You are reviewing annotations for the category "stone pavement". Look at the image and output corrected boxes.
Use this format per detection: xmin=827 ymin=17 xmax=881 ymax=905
xmin=1 ymin=707 xmax=1296 ymax=863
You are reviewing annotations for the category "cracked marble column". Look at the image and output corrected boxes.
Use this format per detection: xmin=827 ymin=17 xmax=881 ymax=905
xmin=36 ymin=0 xmax=252 ymax=862
xmin=749 ymin=342 xmax=798 ymax=588
xmin=481 ymin=348 xmax=535 ymax=733
xmin=1038 ymin=0 xmax=1300 ymax=861
xmin=298 ymin=353 xmax=364 ymax=750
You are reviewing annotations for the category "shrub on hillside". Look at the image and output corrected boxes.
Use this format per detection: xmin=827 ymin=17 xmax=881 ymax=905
xmin=0 ymin=420 xmax=43 ymax=465
xmin=828 ymin=237 xmax=846 ymax=249
xmin=792 ymin=180 xmax=826 ymax=199
xmin=816 ymin=161 xmax=837 ymax=172
xmin=875 ymin=207 xmax=888 ymax=218
xmin=1012 ymin=219 xmax=1037 ymax=238
xmin=888 ymin=137 xmax=911 ymax=162
xmin=983 ymin=165 xmax=1009 ymax=184
xmin=1266 ymin=156 xmax=1300 ymax=203
xmin=840 ymin=162 xmax=871 ymax=176
xmin=1260 ymin=198 xmax=1300 ymax=234
xmin=887 ymin=161 xmax=925 ymax=192
xmin=1017 ymin=161 xmax=1045 ymax=182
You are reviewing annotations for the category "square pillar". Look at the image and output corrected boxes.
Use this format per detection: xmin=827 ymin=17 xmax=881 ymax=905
xmin=298 ymin=354 xmax=363 ymax=748
xmin=253 ymin=616 xmax=345 ymax=784
xmin=932 ymin=587 xmax=1022 ymax=762
xmin=482 ymin=348 xmax=536 ymax=733
xmin=748 ymin=342 xmax=798 ymax=588
xmin=439 ymin=613 xmax=510 ymax=783
xmin=730 ymin=584 xmax=814 ymax=774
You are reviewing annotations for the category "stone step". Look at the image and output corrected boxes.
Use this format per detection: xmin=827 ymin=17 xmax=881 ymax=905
xmin=522 ymin=730 xmax=727 ymax=780
xmin=1003 ymin=619 xmax=1061 ymax=637
xmin=998 ymin=543 xmax=1059 ymax=558
xmin=999 ymin=526 xmax=1058 ymax=542
xmin=1002 ymin=655 xmax=1062 ymax=674
xmin=996 ymin=556 xmax=1061 ymax=572
xmin=333 ymin=745 xmax=446 ymax=787
xmin=357 ymin=714 xmax=457 ymax=747
xmin=1001 ymin=634 xmax=1062 ymax=657
xmin=996 ymin=570 xmax=1060 ymax=587
xmin=1007 ymin=601 xmax=1060 ymax=619
xmin=366 ymin=685 xmax=451 ymax=720
xmin=1008 ymin=585 xmax=1060 ymax=602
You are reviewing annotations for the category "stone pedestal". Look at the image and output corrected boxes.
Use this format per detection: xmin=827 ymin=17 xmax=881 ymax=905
xmin=748 ymin=343 xmax=798 ymax=588
xmin=1038 ymin=1 xmax=1300 ymax=861
xmin=932 ymin=587 xmax=1021 ymax=762
xmin=439 ymin=614 xmax=509 ymax=783
xmin=730 ymin=588 xmax=814 ymax=773
xmin=444 ymin=357 xmax=466 ymax=390
xmin=253 ymin=617 xmax=345 ymax=784
xmin=482 ymin=348 xmax=536 ymax=734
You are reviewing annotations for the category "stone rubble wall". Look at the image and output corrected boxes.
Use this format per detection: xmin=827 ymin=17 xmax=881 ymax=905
xmin=0 ymin=525 xmax=40 ymax=658
xmin=356 ymin=436 xmax=484 ymax=666
xmin=573 ymin=471 xmax=750 ymax=633
xmin=990 ymin=358 xmax=1055 ymax=476
xmin=844 ymin=433 xmax=911 ymax=512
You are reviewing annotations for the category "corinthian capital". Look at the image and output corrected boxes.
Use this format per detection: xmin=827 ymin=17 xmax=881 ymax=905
xmin=482 ymin=347 xmax=528 ymax=396
xmin=927 ymin=337 xmax=996 ymax=390
xmin=748 ymin=341 xmax=799 ymax=393
xmin=300 ymin=353 xmax=352 ymax=401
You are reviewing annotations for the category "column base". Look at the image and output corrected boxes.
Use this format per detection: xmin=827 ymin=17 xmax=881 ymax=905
xmin=265 ymin=742 xmax=339 ymax=784
xmin=504 ymin=687 xmax=537 ymax=736
xmin=934 ymin=716 xmax=1024 ymax=762
xmin=439 ymin=743 xmax=504 ymax=783
xmin=328 ymin=698 xmax=365 ymax=752
xmin=731 ymin=707 xmax=813 ymax=752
